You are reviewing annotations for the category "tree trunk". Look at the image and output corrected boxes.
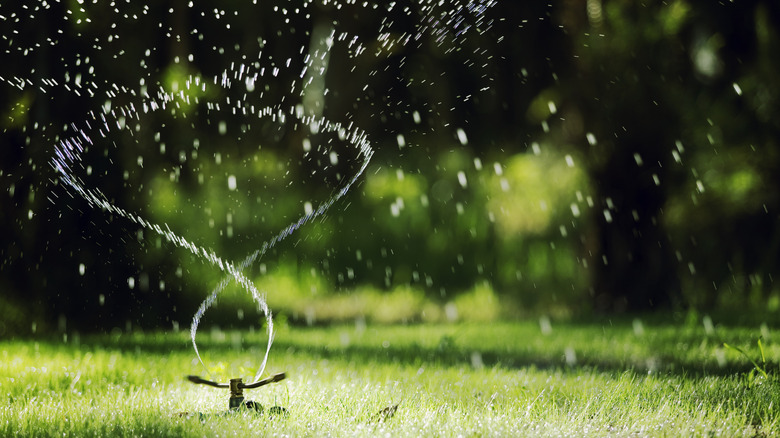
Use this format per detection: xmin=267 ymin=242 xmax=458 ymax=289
xmin=588 ymin=102 xmax=682 ymax=312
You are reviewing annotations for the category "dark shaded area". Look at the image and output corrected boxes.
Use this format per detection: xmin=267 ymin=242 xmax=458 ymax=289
xmin=1 ymin=1 xmax=779 ymax=333
xmin=17 ymin=321 xmax=772 ymax=379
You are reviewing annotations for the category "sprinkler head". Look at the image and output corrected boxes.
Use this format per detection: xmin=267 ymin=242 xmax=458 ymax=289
xmin=186 ymin=372 xmax=287 ymax=414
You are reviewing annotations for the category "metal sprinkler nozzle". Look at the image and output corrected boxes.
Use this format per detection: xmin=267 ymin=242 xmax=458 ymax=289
xmin=229 ymin=378 xmax=244 ymax=409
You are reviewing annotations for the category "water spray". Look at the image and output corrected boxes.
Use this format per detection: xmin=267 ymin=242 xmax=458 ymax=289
xmin=5 ymin=0 xmax=499 ymax=419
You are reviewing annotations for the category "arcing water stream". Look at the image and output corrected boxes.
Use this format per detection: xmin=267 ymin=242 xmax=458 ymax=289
xmin=3 ymin=0 xmax=499 ymax=381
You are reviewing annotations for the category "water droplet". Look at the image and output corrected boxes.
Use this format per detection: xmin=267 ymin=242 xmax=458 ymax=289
xmin=539 ymin=316 xmax=552 ymax=335
xmin=586 ymin=132 xmax=597 ymax=146
xmin=733 ymin=82 xmax=742 ymax=96
xmin=227 ymin=175 xmax=237 ymax=191
xmin=456 ymin=128 xmax=468 ymax=146
xmin=128 ymin=277 xmax=135 ymax=289
xmin=470 ymin=352 xmax=484 ymax=369
xmin=329 ymin=151 xmax=338 ymax=165
xmin=457 ymin=171 xmax=468 ymax=188
xmin=633 ymin=319 xmax=645 ymax=336
xmin=396 ymin=134 xmax=406 ymax=149
xmin=564 ymin=347 xmax=577 ymax=366
xmin=603 ymin=209 xmax=613 ymax=223
xmin=633 ymin=153 xmax=643 ymax=166
xmin=570 ymin=203 xmax=581 ymax=218
xmin=445 ymin=303 xmax=458 ymax=321
xmin=304 ymin=201 xmax=313 ymax=215
xmin=78 ymin=264 xmax=86 ymax=276
xmin=390 ymin=203 xmax=400 ymax=217
xmin=703 ymin=315 xmax=713 ymax=334
xmin=565 ymin=154 xmax=574 ymax=167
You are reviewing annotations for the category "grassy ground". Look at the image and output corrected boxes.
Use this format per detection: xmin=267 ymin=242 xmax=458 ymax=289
xmin=2 ymin=318 xmax=779 ymax=437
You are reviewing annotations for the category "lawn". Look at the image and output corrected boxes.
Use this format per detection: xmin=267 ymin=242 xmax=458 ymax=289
xmin=2 ymin=318 xmax=779 ymax=437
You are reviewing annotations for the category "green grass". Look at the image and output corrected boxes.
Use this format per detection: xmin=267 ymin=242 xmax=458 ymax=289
xmin=2 ymin=318 xmax=780 ymax=437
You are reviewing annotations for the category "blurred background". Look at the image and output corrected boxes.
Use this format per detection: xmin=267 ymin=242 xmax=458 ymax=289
xmin=1 ymin=1 xmax=779 ymax=336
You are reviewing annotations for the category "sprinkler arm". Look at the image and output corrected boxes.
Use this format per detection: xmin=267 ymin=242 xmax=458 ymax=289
xmin=242 ymin=372 xmax=286 ymax=389
xmin=186 ymin=372 xmax=286 ymax=389
xmin=186 ymin=375 xmax=229 ymax=388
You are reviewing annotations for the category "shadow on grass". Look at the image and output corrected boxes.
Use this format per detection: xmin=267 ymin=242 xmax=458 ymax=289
xmin=17 ymin=320 xmax=763 ymax=379
xmin=269 ymin=339 xmax=754 ymax=378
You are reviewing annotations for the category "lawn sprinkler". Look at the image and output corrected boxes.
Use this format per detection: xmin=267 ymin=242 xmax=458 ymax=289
xmin=184 ymin=372 xmax=288 ymax=418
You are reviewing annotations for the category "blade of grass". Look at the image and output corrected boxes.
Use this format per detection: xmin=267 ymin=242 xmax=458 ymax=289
xmin=723 ymin=342 xmax=768 ymax=379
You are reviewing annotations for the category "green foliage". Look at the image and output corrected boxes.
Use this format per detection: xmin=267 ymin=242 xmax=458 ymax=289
xmin=487 ymin=149 xmax=585 ymax=237
xmin=724 ymin=338 xmax=770 ymax=388
xmin=4 ymin=0 xmax=780 ymax=331
xmin=139 ymin=129 xmax=592 ymax=320
xmin=451 ymin=281 xmax=501 ymax=322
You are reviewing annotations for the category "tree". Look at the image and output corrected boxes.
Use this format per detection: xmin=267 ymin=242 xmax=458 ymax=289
xmin=554 ymin=0 xmax=780 ymax=311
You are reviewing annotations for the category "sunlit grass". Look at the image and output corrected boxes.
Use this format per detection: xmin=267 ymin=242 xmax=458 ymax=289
xmin=2 ymin=319 xmax=779 ymax=437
